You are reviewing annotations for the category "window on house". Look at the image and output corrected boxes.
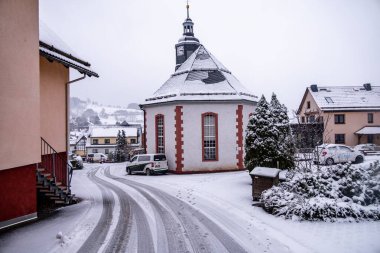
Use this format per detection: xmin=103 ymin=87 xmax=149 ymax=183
xmin=202 ymin=113 xmax=218 ymax=161
xmin=309 ymin=116 xmax=315 ymax=123
xmin=368 ymin=113 xmax=374 ymax=124
xmin=92 ymin=149 xmax=98 ymax=153
xmin=368 ymin=135 xmax=374 ymax=143
xmin=301 ymin=116 xmax=305 ymax=123
xmin=307 ymin=101 xmax=311 ymax=109
xmin=334 ymin=114 xmax=345 ymax=124
xmin=105 ymin=139 xmax=110 ymax=144
xmin=92 ymin=139 xmax=98 ymax=144
xmin=131 ymin=139 xmax=136 ymax=144
xmin=335 ymin=134 xmax=345 ymax=144
xmin=155 ymin=114 xmax=165 ymax=153
xmin=325 ymin=97 xmax=333 ymax=103
xmin=105 ymin=149 xmax=109 ymax=154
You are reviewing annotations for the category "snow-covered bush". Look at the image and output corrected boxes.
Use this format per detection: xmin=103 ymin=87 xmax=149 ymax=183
xmin=261 ymin=161 xmax=380 ymax=221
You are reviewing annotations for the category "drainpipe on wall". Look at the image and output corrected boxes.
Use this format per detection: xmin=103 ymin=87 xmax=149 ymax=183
xmin=66 ymin=74 xmax=86 ymax=179
xmin=140 ymin=105 xmax=147 ymax=153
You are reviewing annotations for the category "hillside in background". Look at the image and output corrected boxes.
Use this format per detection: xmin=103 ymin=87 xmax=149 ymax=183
xmin=70 ymin=97 xmax=143 ymax=130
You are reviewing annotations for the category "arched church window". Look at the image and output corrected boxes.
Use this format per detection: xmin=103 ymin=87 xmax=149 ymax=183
xmin=155 ymin=114 xmax=165 ymax=153
xmin=202 ymin=112 xmax=218 ymax=161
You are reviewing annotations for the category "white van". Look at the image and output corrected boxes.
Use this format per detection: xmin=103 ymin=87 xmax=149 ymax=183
xmin=87 ymin=153 xmax=107 ymax=163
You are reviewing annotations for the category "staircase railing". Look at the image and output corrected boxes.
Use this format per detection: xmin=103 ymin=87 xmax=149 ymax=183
xmin=40 ymin=137 xmax=73 ymax=194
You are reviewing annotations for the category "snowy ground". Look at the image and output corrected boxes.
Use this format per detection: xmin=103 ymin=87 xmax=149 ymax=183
xmin=1 ymin=156 xmax=380 ymax=253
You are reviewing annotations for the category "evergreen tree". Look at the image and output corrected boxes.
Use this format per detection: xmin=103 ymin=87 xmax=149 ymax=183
xmin=270 ymin=93 xmax=295 ymax=169
xmin=245 ymin=94 xmax=295 ymax=171
xmin=115 ymin=130 xmax=127 ymax=162
xmin=245 ymin=95 xmax=278 ymax=171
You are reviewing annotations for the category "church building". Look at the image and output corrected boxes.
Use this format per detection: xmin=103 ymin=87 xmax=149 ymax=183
xmin=140 ymin=4 xmax=257 ymax=173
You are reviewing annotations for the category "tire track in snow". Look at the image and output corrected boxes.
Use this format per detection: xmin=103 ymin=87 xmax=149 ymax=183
xmin=78 ymin=168 xmax=115 ymax=253
xmin=97 ymin=167 xmax=154 ymax=253
xmin=104 ymin=168 xmax=191 ymax=253
xmin=104 ymin=169 xmax=247 ymax=253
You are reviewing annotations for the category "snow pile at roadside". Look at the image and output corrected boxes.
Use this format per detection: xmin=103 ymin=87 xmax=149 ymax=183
xmin=262 ymin=160 xmax=380 ymax=221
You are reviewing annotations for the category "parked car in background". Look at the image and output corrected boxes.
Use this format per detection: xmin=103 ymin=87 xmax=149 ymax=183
xmin=313 ymin=144 xmax=364 ymax=165
xmin=354 ymin=144 xmax=377 ymax=154
xmin=69 ymin=154 xmax=83 ymax=169
xmin=87 ymin=153 xmax=108 ymax=163
xmin=126 ymin=154 xmax=168 ymax=175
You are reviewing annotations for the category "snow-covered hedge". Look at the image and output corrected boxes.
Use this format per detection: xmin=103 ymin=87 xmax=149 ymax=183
xmin=261 ymin=161 xmax=380 ymax=221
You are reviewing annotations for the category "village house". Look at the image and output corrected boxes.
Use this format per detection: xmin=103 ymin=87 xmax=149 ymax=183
xmin=86 ymin=125 xmax=140 ymax=156
xmin=140 ymin=4 xmax=257 ymax=173
xmin=296 ymin=84 xmax=380 ymax=147
xmin=0 ymin=0 xmax=98 ymax=230
xmin=70 ymin=132 xmax=88 ymax=157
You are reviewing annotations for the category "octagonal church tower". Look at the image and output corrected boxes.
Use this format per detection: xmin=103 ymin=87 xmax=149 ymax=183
xmin=140 ymin=4 xmax=257 ymax=173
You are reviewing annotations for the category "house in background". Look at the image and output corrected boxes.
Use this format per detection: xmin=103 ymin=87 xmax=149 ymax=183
xmin=0 ymin=0 xmax=98 ymax=230
xmin=86 ymin=125 xmax=140 ymax=156
xmin=141 ymin=4 xmax=257 ymax=173
xmin=296 ymin=84 xmax=380 ymax=147
xmin=70 ymin=132 xmax=88 ymax=157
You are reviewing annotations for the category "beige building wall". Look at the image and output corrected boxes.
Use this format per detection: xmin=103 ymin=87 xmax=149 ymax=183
xmin=0 ymin=0 xmax=40 ymax=170
xmin=324 ymin=111 xmax=380 ymax=146
xmin=299 ymin=90 xmax=380 ymax=147
xmin=40 ymin=57 xmax=69 ymax=152
xmin=90 ymin=137 xmax=137 ymax=145
xmin=90 ymin=137 xmax=117 ymax=145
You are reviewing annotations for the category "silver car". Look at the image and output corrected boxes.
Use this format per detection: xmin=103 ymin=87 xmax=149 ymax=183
xmin=126 ymin=154 xmax=168 ymax=175
xmin=313 ymin=144 xmax=364 ymax=165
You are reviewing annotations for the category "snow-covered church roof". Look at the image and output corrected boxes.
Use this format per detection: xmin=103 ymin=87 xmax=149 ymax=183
xmin=143 ymin=45 xmax=257 ymax=105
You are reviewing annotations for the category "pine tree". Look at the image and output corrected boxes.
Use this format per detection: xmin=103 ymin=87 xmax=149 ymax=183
xmin=115 ymin=130 xmax=122 ymax=162
xmin=270 ymin=93 xmax=295 ymax=169
xmin=121 ymin=130 xmax=127 ymax=161
xmin=245 ymin=95 xmax=278 ymax=171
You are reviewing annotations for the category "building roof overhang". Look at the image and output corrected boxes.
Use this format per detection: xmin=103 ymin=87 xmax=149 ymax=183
xmin=40 ymin=41 xmax=99 ymax=78
xmin=355 ymin=126 xmax=380 ymax=135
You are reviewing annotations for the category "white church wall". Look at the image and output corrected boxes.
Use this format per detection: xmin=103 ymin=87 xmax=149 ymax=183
xmin=145 ymin=102 xmax=256 ymax=173
xmin=182 ymin=103 xmax=238 ymax=172
xmin=145 ymin=104 xmax=176 ymax=171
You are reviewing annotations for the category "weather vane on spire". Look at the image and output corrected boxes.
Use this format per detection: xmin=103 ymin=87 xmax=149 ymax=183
xmin=186 ymin=0 xmax=190 ymax=19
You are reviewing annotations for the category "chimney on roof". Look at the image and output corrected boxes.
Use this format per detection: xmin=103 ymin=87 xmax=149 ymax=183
xmin=310 ymin=84 xmax=318 ymax=92
xmin=363 ymin=83 xmax=371 ymax=91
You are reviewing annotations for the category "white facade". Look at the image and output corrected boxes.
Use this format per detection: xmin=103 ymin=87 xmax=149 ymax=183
xmin=145 ymin=104 xmax=176 ymax=170
xmin=145 ymin=102 xmax=255 ymax=172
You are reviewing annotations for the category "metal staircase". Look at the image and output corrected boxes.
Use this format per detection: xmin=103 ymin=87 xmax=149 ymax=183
xmin=36 ymin=138 xmax=75 ymax=214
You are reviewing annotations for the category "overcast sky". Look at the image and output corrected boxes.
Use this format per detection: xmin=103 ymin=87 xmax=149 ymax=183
xmin=39 ymin=0 xmax=380 ymax=113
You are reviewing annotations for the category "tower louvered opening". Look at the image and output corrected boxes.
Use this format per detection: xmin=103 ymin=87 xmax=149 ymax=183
xmin=186 ymin=70 xmax=226 ymax=84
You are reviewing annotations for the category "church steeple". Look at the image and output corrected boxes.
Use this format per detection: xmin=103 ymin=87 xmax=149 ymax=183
xmin=183 ymin=1 xmax=194 ymax=36
xmin=175 ymin=1 xmax=200 ymax=70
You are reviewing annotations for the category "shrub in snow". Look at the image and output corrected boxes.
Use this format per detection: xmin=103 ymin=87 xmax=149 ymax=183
xmin=245 ymin=94 xmax=295 ymax=171
xmin=261 ymin=161 xmax=380 ymax=221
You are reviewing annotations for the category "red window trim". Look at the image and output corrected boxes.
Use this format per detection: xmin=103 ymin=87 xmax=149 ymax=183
xmin=155 ymin=114 xmax=165 ymax=153
xmin=201 ymin=112 xmax=219 ymax=162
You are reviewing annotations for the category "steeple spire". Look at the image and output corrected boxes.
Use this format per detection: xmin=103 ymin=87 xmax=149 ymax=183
xmin=175 ymin=1 xmax=200 ymax=70
xmin=186 ymin=0 xmax=190 ymax=19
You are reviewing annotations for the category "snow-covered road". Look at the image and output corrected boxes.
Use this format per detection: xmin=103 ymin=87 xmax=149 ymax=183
xmin=1 ymin=161 xmax=380 ymax=253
